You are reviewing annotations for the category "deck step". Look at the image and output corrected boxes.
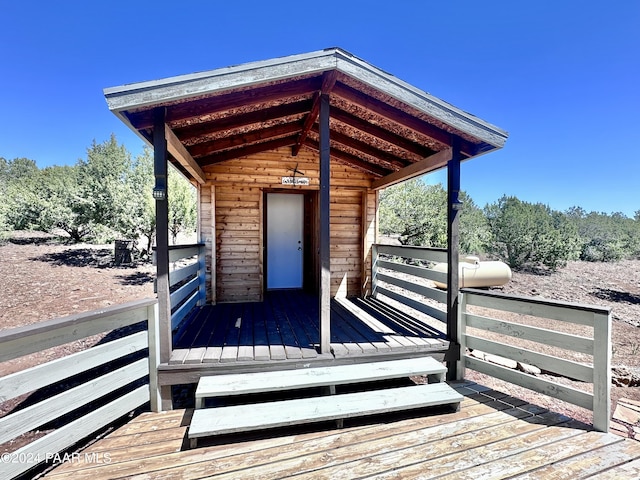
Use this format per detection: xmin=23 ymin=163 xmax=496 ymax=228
xmin=189 ymin=382 xmax=463 ymax=444
xmin=188 ymin=358 xmax=461 ymax=447
xmin=194 ymin=357 xmax=447 ymax=408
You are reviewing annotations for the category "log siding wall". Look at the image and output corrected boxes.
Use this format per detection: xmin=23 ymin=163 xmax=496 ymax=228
xmin=200 ymin=147 xmax=376 ymax=303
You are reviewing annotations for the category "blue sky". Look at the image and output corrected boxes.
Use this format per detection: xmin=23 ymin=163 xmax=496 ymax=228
xmin=2 ymin=1 xmax=639 ymax=216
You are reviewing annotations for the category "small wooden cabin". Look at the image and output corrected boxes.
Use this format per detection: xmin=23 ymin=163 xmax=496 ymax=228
xmin=104 ymin=48 xmax=508 ymax=405
xmin=0 ymin=50 xmax=621 ymax=478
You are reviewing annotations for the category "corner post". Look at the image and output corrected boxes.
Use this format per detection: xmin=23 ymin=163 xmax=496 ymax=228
xmin=153 ymin=108 xmax=173 ymax=409
xmin=593 ymin=311 xmax=612 ymax=432
xmin=446 ymin=137 xmax=462 ymax=380
xmin=318 ymin=93 xmax=331 ymax=354
xmin=456 ymin=292 xmax=467 ymax=380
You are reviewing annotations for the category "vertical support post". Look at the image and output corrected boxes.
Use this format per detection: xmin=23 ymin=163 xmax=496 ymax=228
xmin=360 ymin=191 xmax=368 ymax=298
xmin=318 ymin=93 xmax=331 ymax=354
xmin=593 ymin=311 xmax=612 ymax=432
xmin=153 ymin=108 xmax=173 ymax=409
xmin=372 ymin=190 xmax=380 ymax=298
xmin=446 ymin=138 xmax=462 ymax=381
xmin=147 ymin=302 xmax=162 ymax=412
xmin=210 ymin=185 xmax=217 ymax=304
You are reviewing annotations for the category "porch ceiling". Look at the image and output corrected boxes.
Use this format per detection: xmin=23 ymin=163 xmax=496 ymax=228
xmin=104 ymin=48 xmax=508 ymax=186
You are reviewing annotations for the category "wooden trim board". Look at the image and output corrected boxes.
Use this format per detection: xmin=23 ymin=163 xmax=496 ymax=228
xmin=194 ymin=357 xmax=446 ymax=407
xmin=189 ymin=382 xmax=462 ymax=442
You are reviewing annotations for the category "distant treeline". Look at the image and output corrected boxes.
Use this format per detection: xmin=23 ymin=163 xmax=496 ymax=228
xmin=380 ymin=179 xmax=640 ymax=271
xmin=3 ymin=141 xmax=638 ymax=272
xmin=0 ymin=135 xmax=196 ymax=255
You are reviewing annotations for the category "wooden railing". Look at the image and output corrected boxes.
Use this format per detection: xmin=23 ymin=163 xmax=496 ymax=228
xmin=0 ymin=298 xmax=160 ymax=479
xmin=372 ymin=244 xmax=448 ymax=324
xmin=372 ymin=244 xmax=612 ymax=432
xmin=163 ymin=244 xmax=206 ymax=330
xmin=459 ymin=289 xmax=612 ymax=432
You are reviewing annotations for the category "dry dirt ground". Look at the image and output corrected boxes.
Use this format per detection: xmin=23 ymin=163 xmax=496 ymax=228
xmin=1 ymin=232 xmax=640 ymax=435
xmin=0 ymin=232 xmax=155 ymax=377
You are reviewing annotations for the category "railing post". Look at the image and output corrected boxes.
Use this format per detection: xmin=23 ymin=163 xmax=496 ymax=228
xmin=197 ymin=245 xmax=207 ymax=306
xmin=592 ymin=311 xmax=612 ymax=432
xmin=371 ymin=244 xmax=378 ymax=297
xmin=456 ymin=291 xmax=466 ymax=381
xmin=147 ymin=302 xmax=162 ymax=412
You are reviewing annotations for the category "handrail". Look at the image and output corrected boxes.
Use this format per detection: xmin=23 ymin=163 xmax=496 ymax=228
xmin=459 ymin=287 xmax=611 ymax=432
xmin=0 ymin=299 xmax=160 ymax=479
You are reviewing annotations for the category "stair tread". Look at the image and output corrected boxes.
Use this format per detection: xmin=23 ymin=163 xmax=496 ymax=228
xmin=195 ymin=357 xmax=446 ymax=401
xmin=189 ymin=382 xmax=462 ymax=439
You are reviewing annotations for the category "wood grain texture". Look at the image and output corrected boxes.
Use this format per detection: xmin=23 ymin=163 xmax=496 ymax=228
xmin=168 ymin=291 xmax=447 ymax=369
xmin=195 ymin=357 xmax=446 ymax=401
xmin=189 ymin=383 xmax=462 ymax=438
xmin=44 ymin=382 xmax=639 ymax=480
xmin=203 ymin=147 xmax=372 ymax=302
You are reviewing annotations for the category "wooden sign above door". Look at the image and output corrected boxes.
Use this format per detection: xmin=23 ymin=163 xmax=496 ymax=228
xmin=281 ymin=177 xmax=310 ymax=186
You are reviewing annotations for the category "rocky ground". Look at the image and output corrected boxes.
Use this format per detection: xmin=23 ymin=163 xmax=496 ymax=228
xmin=1 ymin=232 xmax=639 ymax=440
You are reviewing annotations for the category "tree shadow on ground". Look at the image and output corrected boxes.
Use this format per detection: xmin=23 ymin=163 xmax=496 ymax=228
xmin=591 ymin=288 xmax=640 ymax=305
xmin=9 ymin=235 xmax=63 ymax=246
xmin=32 ymin=248 xmax=114 ymax=268
xmin=116 ymin=272 xmax=155 ymax=285
xmin=32 ymin=249 xmax=155 ymax=287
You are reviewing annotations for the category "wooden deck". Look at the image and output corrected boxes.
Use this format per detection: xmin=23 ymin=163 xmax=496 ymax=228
xmin=169 ymin=291 xmax=448 ymax=366
xmin=43 ymin=381 xmax=640 ymax=479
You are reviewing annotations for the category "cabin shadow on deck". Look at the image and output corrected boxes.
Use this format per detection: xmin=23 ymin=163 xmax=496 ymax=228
xmin=169 ymin=290 xmax=448 ymax=366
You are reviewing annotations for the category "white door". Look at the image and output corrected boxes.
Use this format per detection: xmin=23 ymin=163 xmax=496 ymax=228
xmin=267 ymin=193 xmax=304 ymax=289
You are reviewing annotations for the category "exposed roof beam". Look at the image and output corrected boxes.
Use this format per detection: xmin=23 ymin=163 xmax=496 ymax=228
xmin=174 ymin=100 xmax=311 ymax=144
xmin=128 ymin=77 xmax=320 ymax=130
xmin=333 ymin=83 xmax=477 ymax=157
xmin=292 ymin=71 xmax=338 ymax=156
xmin=165 ymin=125 xmax=206 ymax=184
xmin=309 ymin=124 xmax=407 ymax=171
xmin=303 ymin=139 xmax=389 ymax=177
xmin=371 ymin=147 xmax=453 ymax=190
xmin=331 ymin=108 xmax=435 ymax=158
xmin=198 ymin=136 xmax=298 ymax=166
xmin=190 ymin=122 xmax=301 ymax=157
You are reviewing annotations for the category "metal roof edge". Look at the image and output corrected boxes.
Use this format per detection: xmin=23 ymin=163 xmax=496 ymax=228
xmin=332 ymin=52 xmax=508 ymax=148
xmin=103 ymin=49 xmax=340 ymax=111
xmin=103 ymin=47 xmax=507 ymax=148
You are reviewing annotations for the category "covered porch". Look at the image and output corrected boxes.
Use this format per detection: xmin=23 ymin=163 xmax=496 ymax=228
xmin=103 ymin=49 xmax=509 ymax=405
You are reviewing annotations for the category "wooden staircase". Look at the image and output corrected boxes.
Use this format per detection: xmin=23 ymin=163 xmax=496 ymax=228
xmin=188 ymin=357 xmax=462 ymax=448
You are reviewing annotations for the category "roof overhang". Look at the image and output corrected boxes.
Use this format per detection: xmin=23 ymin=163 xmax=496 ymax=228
xmin=104 ymin=48 xmax=508 ymax=187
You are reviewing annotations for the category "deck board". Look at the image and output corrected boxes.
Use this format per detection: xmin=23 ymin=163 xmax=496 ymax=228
xmin=170 ymin=291 xmax=448 ymax=365
xmin=271 ymin=292 xmax=317 ymax=358
xmin=43 ymin=382 xmax=640 ymax=480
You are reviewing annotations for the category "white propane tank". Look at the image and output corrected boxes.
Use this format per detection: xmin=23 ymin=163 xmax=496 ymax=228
xmin=432 ymin=256 xmax=512 ymax=289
